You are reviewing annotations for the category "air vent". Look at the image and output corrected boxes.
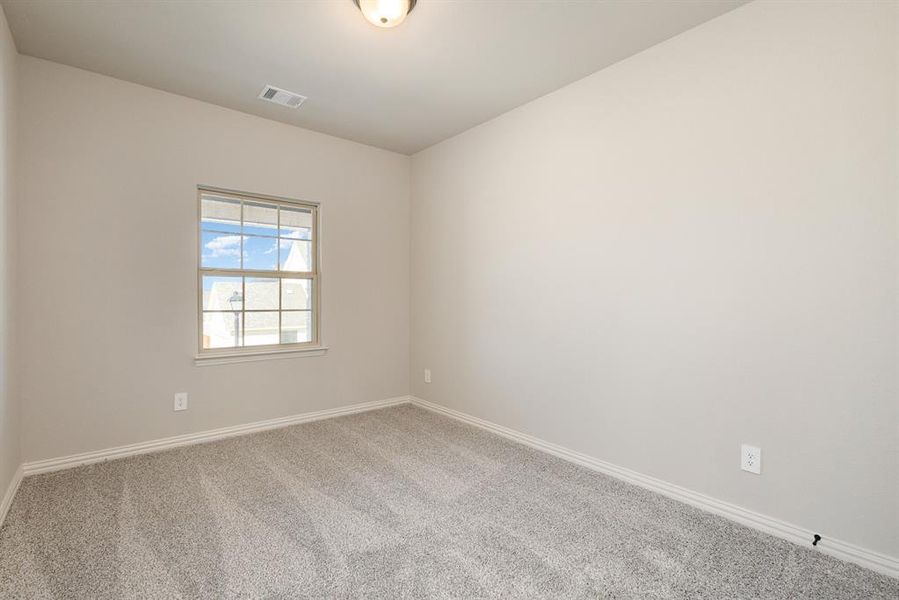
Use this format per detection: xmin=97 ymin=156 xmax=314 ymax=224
xmin=257 ymin=85 xmax=307 ymax=109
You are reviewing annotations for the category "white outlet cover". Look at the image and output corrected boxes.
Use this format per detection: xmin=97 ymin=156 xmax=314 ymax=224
xmin=424 ymin=369 xmax=432 ymax=384
xmin=174 ymin=392 xmax=188 ymax=412
xmin=741 ymin=444 xmax=761 ymax=474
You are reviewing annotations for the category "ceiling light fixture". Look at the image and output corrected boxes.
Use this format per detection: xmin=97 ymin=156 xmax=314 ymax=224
xmin=353 ymin=0 xmax=417 ymax=29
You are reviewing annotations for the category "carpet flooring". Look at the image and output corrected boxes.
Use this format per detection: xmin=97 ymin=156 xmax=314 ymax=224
xmin=0 ymin=404 xmax=895 ymax=599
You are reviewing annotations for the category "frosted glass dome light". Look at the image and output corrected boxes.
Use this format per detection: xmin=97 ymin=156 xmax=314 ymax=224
xmin=354 ymin=0 xmax=417 ymax=29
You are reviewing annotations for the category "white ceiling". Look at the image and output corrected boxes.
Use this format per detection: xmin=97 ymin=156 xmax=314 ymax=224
xmin=2 ymin=0 xmax=747 ymax=154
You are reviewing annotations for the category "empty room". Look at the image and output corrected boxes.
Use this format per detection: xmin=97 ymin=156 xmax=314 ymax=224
xmin=0 ymin=0 xmax=896 ymax=597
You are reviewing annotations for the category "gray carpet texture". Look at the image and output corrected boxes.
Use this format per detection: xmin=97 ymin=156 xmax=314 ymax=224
xmin=0 ymin=404 xmax=894 ymax=599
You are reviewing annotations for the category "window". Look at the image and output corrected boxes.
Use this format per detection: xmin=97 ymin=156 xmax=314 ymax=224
xmin=198 ymin=187 xmax=319 ymax=356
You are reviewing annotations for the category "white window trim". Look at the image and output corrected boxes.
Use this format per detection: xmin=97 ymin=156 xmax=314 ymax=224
xmin=194 ymin=345 xmax=329 ymax=366
xmin=196 ymin=185 xmax=323 ymax=364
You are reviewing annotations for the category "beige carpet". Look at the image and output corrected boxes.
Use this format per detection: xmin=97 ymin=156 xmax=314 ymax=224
xmin=0 ymin=404 xmax=895 ymax=599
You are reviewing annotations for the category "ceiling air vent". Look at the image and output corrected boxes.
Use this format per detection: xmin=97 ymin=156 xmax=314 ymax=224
xmin=257 ymin=85 xmax=307 ymax=109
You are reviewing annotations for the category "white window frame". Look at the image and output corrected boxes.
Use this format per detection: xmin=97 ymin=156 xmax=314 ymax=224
xmin=195 ymin=186 xmax=324 ymax=365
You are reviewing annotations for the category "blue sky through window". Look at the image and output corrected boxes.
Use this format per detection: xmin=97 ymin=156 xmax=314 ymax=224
xmin=201 ymin=197 xmax=313 ymax=295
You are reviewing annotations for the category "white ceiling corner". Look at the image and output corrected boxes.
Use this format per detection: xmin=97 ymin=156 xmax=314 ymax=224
xmin=1 ymin=0 xmax=748 ymax=154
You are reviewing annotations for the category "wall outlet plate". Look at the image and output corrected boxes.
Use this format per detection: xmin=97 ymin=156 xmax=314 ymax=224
xmin=174 ymin=392 xmax=188 ymax=412
xmin=741 ymin=444 xmax=761 ymax=474
xmin=424 ymin=369 xmax=432 ymax=384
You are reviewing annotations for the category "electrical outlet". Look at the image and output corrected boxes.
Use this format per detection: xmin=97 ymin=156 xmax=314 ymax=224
xmin=741 ymin=444 xmax=761 ymax=474
xmin=174 ymin=392 xmax=188 ymax=412
xmin=424 ymin=369 xmax=432 ymax=384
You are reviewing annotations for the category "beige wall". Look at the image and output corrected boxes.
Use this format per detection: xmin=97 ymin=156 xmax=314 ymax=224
xmin=0 ymin=9 xmax=17 ymax=496
xmin=17 ymin=57 xmax=410 ymax=462
xmin=411 ymin=0 xmax=898 ymax=557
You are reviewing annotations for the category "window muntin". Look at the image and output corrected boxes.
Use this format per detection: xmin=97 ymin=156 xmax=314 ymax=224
xmin=198 ymin=188 xmax=318 ymax=353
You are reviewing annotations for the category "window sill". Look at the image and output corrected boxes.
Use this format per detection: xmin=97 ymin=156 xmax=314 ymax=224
xmin=194 ymin=346 xmax=329 ymax=366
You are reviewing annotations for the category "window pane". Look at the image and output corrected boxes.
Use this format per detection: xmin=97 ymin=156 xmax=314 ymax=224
xmin=244 ymin=277 xmax=278 ymax=310
xmin=203 ymin=312 xmax=242 ymax=348
xmin=201 ymin=231 xmax=242 ymax=269
xmin=282 ymin=278 xmax=312 ymax=310
xmin=280 ymin=239 xmax=312 ymax=271
xmin=244 ymin=311 xmax=279 ymax=347
xmin=281 ymin=311 xmax=312 ymax=344
xmin=201 ymin=196 xmax=241 ymax=233
xmin=243 ymin=235 xmax=278 ymax=270
xmin=243 ymin=202 xmax=278 ymax=237
xmin=199 ymin=193 xmax=317 ymax=354
xmin=280 ymin=206 xmax=313 ymax=239
xmin=202 ymin=276 xmax=242 ymax=311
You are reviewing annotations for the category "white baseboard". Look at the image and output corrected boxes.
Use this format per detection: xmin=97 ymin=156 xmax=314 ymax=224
xmin=410 ymin=396 xmax=898 ymax=579
xmin=23 ymin=396 xmax=412 ymax=476
xmin=0 ymin=464 xmax=23 ymax=529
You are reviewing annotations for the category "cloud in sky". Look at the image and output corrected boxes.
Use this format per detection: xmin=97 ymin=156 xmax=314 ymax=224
xmin=204 ymin=234 xmax=242 ymax=258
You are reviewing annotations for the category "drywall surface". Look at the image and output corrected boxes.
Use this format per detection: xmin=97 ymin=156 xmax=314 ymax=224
xmin=0 ymin=8 xmax=18 ymax=497
xmin=411 ymin=1 xmax=898 ymax=557
xmin=17 ymin=57 xmax=410 ymax=461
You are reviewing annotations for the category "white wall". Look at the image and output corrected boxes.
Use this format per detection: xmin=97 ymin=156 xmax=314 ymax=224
xmin=17 ymin=57 xmax=410 ymax=462
xmin=411 ymin=0 xmax=898 ymax=558
xmin=0 ymin=9 xmax=18 ymax=497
